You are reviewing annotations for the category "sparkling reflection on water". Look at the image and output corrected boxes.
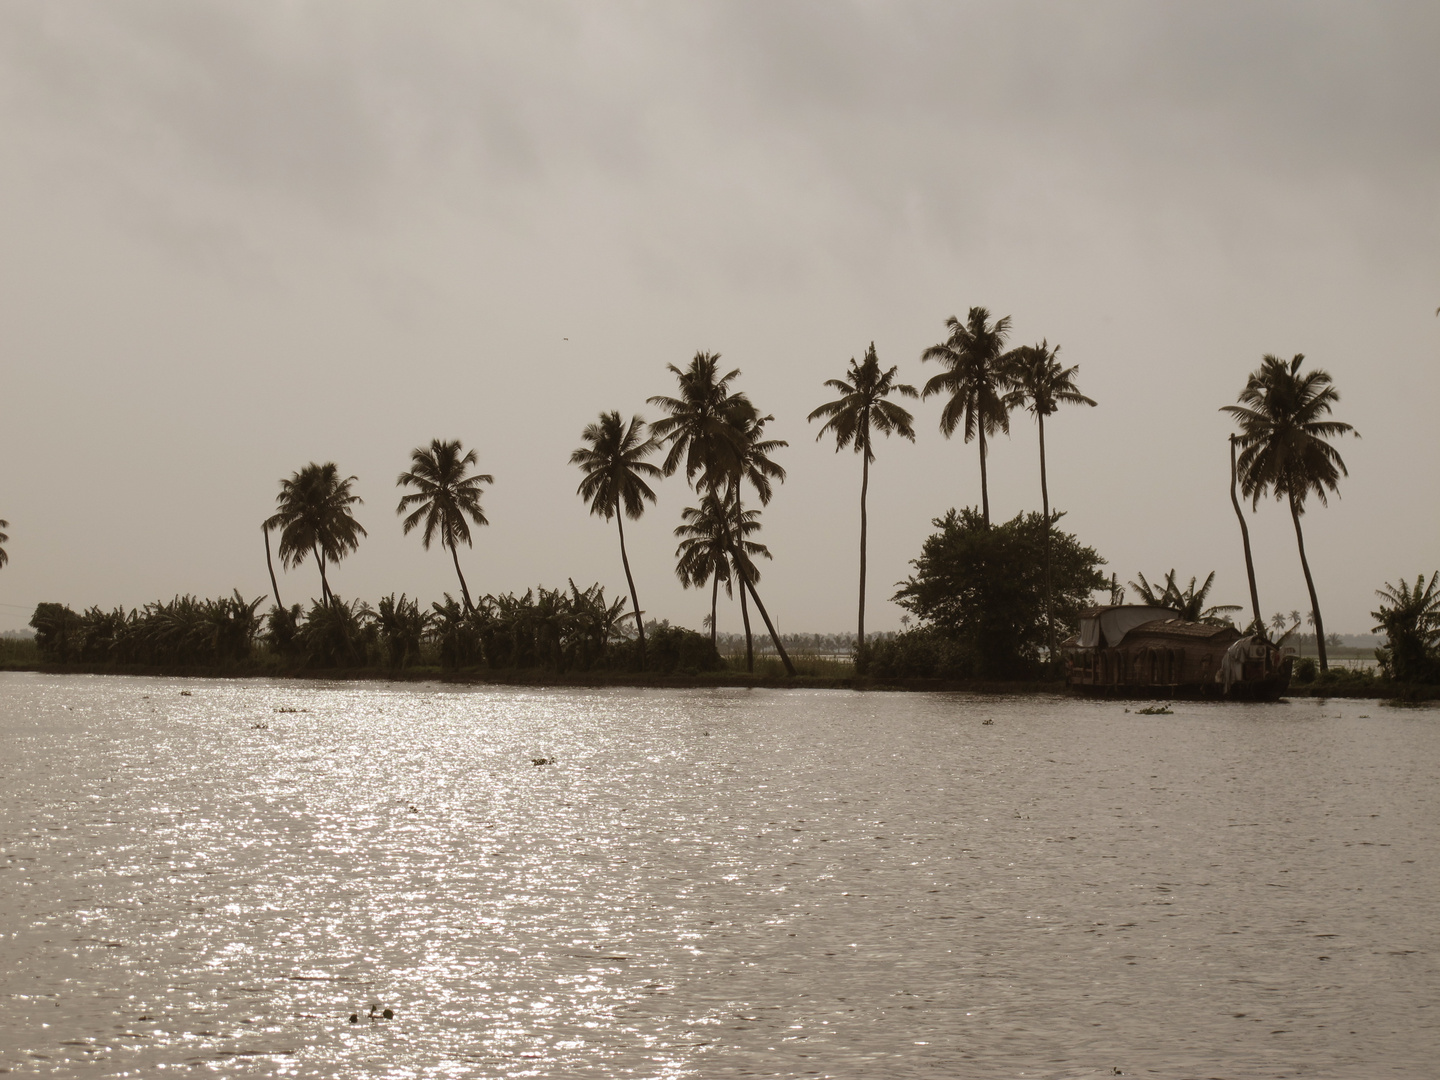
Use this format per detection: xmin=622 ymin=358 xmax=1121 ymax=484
xmin=1 ymin=673 xmax=1436 ymax=1078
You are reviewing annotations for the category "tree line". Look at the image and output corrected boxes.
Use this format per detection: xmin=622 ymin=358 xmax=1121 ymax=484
xmin=6 ymin=306 xmax=1437 ymax=685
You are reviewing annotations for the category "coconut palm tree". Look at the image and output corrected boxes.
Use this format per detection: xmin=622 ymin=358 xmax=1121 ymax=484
xmin=264 ymin=463 xmax=366 ymax=608
xmin=1006 ymin=340 xmax=1096 ymax=664
xmin=674 ymin=493 xmax=750 ymax=650
xmin=571 ymin=412 xmax=663 ymax=667
xmin=1270 ymin=612 xmax=1289 ymax=636
xmin=1222 ymin=353 xmax=1356 ymax=672
xmin=0 ymin=519 xmax=8 ymax=569
xmin=920 ymin=307 xmax=1019 ymax=526
xmin=1371 ymin=572 xmax=1440 ymax=682
xmin=808 ymin=343 xmax=917 ymax=664
xmin=648 ymin=352 xmax=750 ymax=486
xmin=396 ymin=439 xmax=493 ymax=613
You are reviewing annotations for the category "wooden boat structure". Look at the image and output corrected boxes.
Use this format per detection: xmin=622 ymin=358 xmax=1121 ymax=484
xmin=1062 ymin=605 xmax=1292 ymax=701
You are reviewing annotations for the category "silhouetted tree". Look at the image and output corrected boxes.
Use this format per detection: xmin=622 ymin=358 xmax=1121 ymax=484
xmin=1223 ymin=354 xmax=1356 ymax=672
xmin=264 ymin=463 xmax=366 ymax=607
xmin=1372 ymin=572 xmax=1440 ymax=683
xmin=396 ymin=439 xmax=493 ymax=613
xmin=1007 ymin=340 xmax=1096 ymax=665
xmin=809 ymin=343 xmax=916 ymax=667
xmin=0 ymin=519 xmax=8 ymax=569
xmin=921 ymin=307 xmax=1019 ymax=526
xmin=571 ymin=412 xmax=662 ymax=667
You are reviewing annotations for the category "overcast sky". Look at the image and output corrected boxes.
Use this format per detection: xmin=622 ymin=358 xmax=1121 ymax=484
xmin=1 ymin=1 xmax=1436 ymax=638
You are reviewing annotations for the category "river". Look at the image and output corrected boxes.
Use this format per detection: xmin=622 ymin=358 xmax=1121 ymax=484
xmin=1 ymin=673 xmax=1435 ymax=1078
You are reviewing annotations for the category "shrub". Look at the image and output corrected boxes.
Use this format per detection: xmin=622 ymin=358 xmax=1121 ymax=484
xmin=1294 ymin=656 xmax=1317 ymax=683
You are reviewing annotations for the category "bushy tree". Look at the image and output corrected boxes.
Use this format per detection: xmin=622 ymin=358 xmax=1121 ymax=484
xmin=886 ymin=508 xmax=1106 ymax=678
xmin=1372 ymin=572 xmax=1440 ymax=683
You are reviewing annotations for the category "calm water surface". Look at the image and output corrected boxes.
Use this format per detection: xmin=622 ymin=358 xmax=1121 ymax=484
xmin=1 ymin=673 xmax=1435 ymax=1078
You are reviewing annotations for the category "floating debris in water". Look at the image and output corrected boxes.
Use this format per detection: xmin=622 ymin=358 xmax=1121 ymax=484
xmin=532 ymin=757 xmax=555 ymax=766
xmin=1135 ymin=705 xmax=1173 ymax=715
xmin=180 ymin=691 xmax=192 ymax=697
xmin=251 ymin=721 xmax=269 ymax=730
xmin=982 ymin=718 xmax=994 ymax=725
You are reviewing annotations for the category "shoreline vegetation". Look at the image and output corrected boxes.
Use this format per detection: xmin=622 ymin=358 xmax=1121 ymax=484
xmin=4 ymin=317 xmax=1437 ymax=699
xmin=1 ymin=638 xmax=1435 ymax=700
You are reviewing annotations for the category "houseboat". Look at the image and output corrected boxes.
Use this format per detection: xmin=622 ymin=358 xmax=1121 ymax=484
xmin=1063 ymin=605 xmax=1292 ymax=701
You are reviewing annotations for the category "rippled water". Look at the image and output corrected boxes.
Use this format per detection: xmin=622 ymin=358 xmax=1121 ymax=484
xmin=1 ymin=673 xmax=1436 ymax=1078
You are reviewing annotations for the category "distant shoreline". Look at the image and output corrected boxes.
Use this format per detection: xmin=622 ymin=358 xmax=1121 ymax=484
xmin=2 ymin=662 xmax=1436 ymax=700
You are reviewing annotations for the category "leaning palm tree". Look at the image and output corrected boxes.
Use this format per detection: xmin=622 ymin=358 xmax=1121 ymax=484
xmin=0 ymin=519 xmax=8 ymax=569
xmin=808 ymin=343 xmax=917 ymax=663
xmin=571 ymin=412 xmax=662 ymax=667
xmin=1007 ymin=340 xmax=1096 ymax=664
xmin=1222 ymin=353 xmax=1356 ymax=672
xmin=396 ymin=439 xmax=493 ymax=613
xmin=921 ymin=307 xmax=1019 ymax=526
xmin=264 ymin=463 xmax=367 ymax=608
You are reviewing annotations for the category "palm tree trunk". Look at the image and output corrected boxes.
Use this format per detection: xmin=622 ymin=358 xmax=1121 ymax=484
xmin=978 ymin=425 xmax=990 ymax=526
xmin=857 ymin=446 xmax=869 ymax=672
xmin=744 ymin=579 xmax=796 ymax=676
xmin=615 ymin=514 xmax=646 ymax=669
xmin=1229 ymin=436 xmax=1263 ymax=635
xmin=1289 ymin=492 xmax=1328 ymax=672
xmin=709 ymin=573 xmax=719 ymax=650
xmin=740 ymin=577 xmax=754 ymax=672
xmin=313 ymin=543 xmax=332 ymax=607
xmin=263 ymin=526 xmax=283 ymax=610
xmin=1038 ymin=414 xmax=1055 ymax=671
xmin=448 ymin=538 xmax=475 ymax=614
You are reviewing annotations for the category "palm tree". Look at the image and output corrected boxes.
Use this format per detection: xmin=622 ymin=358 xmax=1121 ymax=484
xmin=1222 ymin=353 xmax=1356 ymax=672
xmin=1130 ymin=570 xmax=1240 ymax=625
xmin=396 ymin=439 xmax=493 ymax=613
xmin=920 ymin=307 xmax=1019 ymax=526
xmin=652 ymin=354 xmax=794 ymax=674
xmin=808 ymin=343 xmax=917 ymax=663
xmin=264 ymin=463 xmax=367 ymax=607
xmin=571 ymin=412 xmax=662 ymax=667
xmin=0 ymin=519 xmax=8 ymax=570
xmin=674 ymin=493 xmax=752 ymax=650
xmin=1270 ymin=612 xmax=1289 ymax=636
xmin=1006 ymin=340 xmax=1096 ymax=664
xmin=647 ymin=352 xmax=750 ymax=487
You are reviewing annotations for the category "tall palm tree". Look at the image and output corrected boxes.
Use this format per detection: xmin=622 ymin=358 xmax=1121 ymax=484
xmin=264 ymin=463 xmax=366 ymax=607
xmin=396 ymin=439 xmax=493 ymax=613
xmin=571 ymin=412 xmax=662 ymax=667
xmin=1006 ymin=340 xmax=1096 ymax=665
xmin=920 ymin=306 xmax=1019 ymax=526
xmin=808 ymin=343 xmax=917 ymax=663
xmin=1222 ymin=353 xmax=1356 ymax=672
xmin=0 ymin=519 xmax=8 ymax=570
xmin=652 ymin=354 xmax=794 ymax=674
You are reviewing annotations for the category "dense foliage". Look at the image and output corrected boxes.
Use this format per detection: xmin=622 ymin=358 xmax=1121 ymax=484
xmin=30 ymin=593 xmax=264 ymax=666
xmin=28 ymin=582 xmax=721 ymax=675
xmin=1372 ymin=572 xmax=1440 ymax=684
xmin=872 ymin=508 xmax=1107 ymax=679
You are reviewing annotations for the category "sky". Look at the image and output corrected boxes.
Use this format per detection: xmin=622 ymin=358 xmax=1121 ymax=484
xmin=1 ymin=1 xmax=1437 ymax=638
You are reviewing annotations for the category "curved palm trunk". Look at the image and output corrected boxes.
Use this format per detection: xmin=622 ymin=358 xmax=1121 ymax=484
xmin=1288 ymin=492 xmax=1328 ymax=672
xmin=857 ymin=444 xmax=869 ymax=672
xmin=263 ymin=526 xmax=283 ymax=610
xmin=448 ymin=538 xmax=475 ymax=614
xmin=312 ymin=543 xmax=333 ymax=608
xmin=1038 ymin=414 xmax=1055 ymax=671
xmin=1229 ymin=437 xmax=1264 ymax=635
xmin=744 ymin=579 xmax=796 ymax=676
xmin=615 ymin=514 xmax=646 ymax=669
xmin=739 ymin=577 xmax=754 ymax=672
xmin=978 ymin=424 xmax=990 ymax=527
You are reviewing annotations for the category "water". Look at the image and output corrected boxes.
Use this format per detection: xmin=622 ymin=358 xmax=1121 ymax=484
xmin=1 ymin=673 xmax=1435 ymax=1079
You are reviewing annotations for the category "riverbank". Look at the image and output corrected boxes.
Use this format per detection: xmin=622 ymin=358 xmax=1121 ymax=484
xmin=4 ymin=659 xmax=1437 ymax=700
xmin=0 ymin=659 xmax=1064 ymax=694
